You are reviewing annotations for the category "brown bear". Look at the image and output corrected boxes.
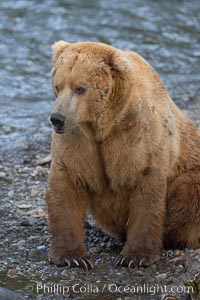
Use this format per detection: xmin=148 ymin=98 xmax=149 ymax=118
xmin=45 ymin=41 xmax=200 ymax=270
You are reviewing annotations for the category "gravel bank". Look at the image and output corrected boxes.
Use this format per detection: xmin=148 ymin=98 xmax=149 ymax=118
xmin=0 ymin=109 xmax=199 ymax=300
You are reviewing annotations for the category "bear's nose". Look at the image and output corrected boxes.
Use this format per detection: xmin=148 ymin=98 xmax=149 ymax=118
xmin=50 ymin=113 xmax=65 ymax=128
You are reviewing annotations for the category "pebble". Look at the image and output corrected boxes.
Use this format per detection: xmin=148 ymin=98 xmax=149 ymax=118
xmin=167 ymin=250 xmax=174 ymax=257
xmin=31 ymin=188 xmax=39 ymax=197
xmin=37 ymin=245 xmax=46 ymax=250
xmin=7 ymin=269 xmax=17 ymax=276
xmin=134 ymin=270 xmax=144 ymax=276
xmin=151 ymin=264 xmax=157 ymax=271
xmin=17 ymin=203 xmax=32 ymax=209
xmin=18 ymin=167 xmax=29 ymax=173
xmin=108 ymin=269 xmax=114 ymax=276
xmin=0 ymin=287 xmax=25 ymax=300
xmin=90 ymin=247 xmax=97 ymax=254
xmin=28 ymin=236 xmax=44 ymax=241
xmin=61 ymin=269 xmax=70 ymax=277
xmin=173 ymin=249 xmax=180 ymax=256
xmin=0 ymin=172 xmax=7 ymax=178
xmin=26 ymin=216 xmax=39 ymax=226
xmin=29 ymin=249 xmax=41 ymax=259
xmin=8 ymin=191 xmax=14 ymax=197
xmin=17 ymin=240 xmax=26 ymax=248
xmin=156 ymin=273 xmax=167 ymax=281
xmin=176 ymin=264 xmax=185 ymax=272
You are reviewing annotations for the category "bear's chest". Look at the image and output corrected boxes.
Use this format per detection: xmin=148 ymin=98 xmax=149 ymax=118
xmin=56 ymin=131 xmax=143 ymax=193
xmin=55 ymin=132 xmax=105 ymax=193
xmin=100 ymin=138 xmax=141 ymax=191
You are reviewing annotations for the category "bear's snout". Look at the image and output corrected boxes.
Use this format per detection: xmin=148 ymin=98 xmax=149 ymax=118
xmin=50 ymin=113 xmax=65 ymax=133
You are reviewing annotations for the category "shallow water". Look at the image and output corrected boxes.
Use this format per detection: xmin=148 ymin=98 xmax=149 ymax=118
xmin=0 ymin=0 xmax=199 ymax=155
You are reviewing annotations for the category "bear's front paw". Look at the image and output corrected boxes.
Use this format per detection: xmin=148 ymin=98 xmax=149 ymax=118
xmin=50 ymin=255 xmax=93 ymax=271
xmin=114 ymin=253 xmax=160 ymax=268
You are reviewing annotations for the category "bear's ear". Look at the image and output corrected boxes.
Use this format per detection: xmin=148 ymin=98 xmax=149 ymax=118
xmin=52 ymin=40 xmax=70 ymax=63
xmin=107 ymin=50 xmax=131 ymax=73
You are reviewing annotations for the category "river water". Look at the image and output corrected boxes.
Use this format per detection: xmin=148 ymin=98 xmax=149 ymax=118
xmin=0 ymin=0 xmax=199 ymax=157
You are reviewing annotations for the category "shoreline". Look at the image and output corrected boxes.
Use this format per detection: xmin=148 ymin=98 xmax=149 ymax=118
xmin=0 ymin=107 xmax=199 ymax=300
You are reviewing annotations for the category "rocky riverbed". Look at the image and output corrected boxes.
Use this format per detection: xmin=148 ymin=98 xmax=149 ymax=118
xmin=0 ymin=0 xmax=200 ymax=299
xmin=0 ymin=109 xmax=200 ymax=300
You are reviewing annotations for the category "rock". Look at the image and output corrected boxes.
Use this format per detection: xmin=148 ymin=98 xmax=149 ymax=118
xmin=37 ymin=245 xmax=46 ymax=250
xmin=7 ymin=269 xmax=17 ymax=276
xmin=107 ymin=241 xmax=112 ymax=247
xmin=35 ymin=154 xmax=51 ymax=165
xmin=29 ymin=249 xmax=41 ymax=259
xmin=185 ymin=272 xmax=200 ymax=300
xmin=31 ymin=188 xmax=39 ymax=197
xmin=134 ymin=270 xmax=144 ymax=276
xmin=151 ymin=264 xmax=157 ymax=271
xmin=0 ymin=172 xmax=7 ymax=178
xmin=16 ymin=240 xmax=26 ymax=248
xmin=0 ymin=287 xmax=25 ymax=300
xmin=108 ymin=269 xmax=114 ymax=276
xmin=176 ymin=264 xmax=185 ymax=272
xmin=156 ymin=273 xmax=167 ymax=281
xmin=18 ymin=167 xmax=29 ymax=173
xmin=29 ymin=247 xmax=47 ymax=262
xmin=89 ymin=247 xmax=97 ymax=254
xmin=28 ymin=235 xmax=44 ymax=242
xmin=20 ymin=217 xmax=38 ymax=226
xmin=35 ymin=166 xmax=43 ymax=173
xmin=167 ymin=250 xmax=174 ymax=257
xmin=61 ymin=269 xmax=70 ymax=276
xmin=194 ymin=249 xmax=200 ymax=255
xmin=16 ymin=204 xmax=32 ymax=209
xmin=8 ymin=191 xmax=14 ymax=198
xmin=173 ymin=249 xmax=180 ymax=256
xmin=26 ymin=216 xmax=38 ymax=225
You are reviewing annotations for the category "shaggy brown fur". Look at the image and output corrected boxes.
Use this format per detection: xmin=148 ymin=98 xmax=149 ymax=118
xmin=45 ymin=41 xmax=200 ymax=270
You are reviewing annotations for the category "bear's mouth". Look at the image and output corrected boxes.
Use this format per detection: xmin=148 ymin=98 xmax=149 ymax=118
xmin=54 ymin=127 xmax=66 ymax=134
xmin=53 ymin=126 xmax=77 ymax=134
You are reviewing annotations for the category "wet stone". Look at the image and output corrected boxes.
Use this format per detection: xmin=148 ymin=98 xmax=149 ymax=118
xmin=8 ymin=191 xmax=14 ymax=198
xmin=7 ymin=269 xmax=17 ymax=276
xmin=176 ymin=264 xmax=185 ymax=272
xmin=29 ymin=249 xmax=41 ymax=260
xmin=156 ymin=273 xmax=167 ymax=281
xmin=173 ymin=249 xmax=180 ymax=256
xmin=31 ymin=188 xmax=39 ymax=197
xmin=20 ymin=217 xmax=38 ymax=226
xmin=16 ymin=240 xmax=26 ymax=248
xmin=0 ymin=172 xmax=7 ymax=178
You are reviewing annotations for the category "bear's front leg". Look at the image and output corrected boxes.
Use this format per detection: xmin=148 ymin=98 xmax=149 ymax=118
xmin=45 ymin=162 xmax=93 ymax=271
xmin=114 ymin=173 xmax=166 ymax=268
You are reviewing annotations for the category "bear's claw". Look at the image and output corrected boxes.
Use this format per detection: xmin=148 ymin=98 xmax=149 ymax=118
xmin=65 ymin=257 xmax=93 ymax=271
xmin=51 ymin=256 xmax=93 ymax=271
xmin=114 ymin=254 xmax=159 ymax=268
xmin=114 ymin=255 xmax=137 ymax=268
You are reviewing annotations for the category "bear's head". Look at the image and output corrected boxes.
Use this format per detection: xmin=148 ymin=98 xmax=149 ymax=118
xmin=50 ymin=41 xmax=134 ymax=140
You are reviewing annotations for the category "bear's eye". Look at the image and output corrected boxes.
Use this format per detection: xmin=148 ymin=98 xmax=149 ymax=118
xmin=55 ymin=85 xmax=60 ymax=93
xmin=74 ymin=86 xmax=86 ymax=95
